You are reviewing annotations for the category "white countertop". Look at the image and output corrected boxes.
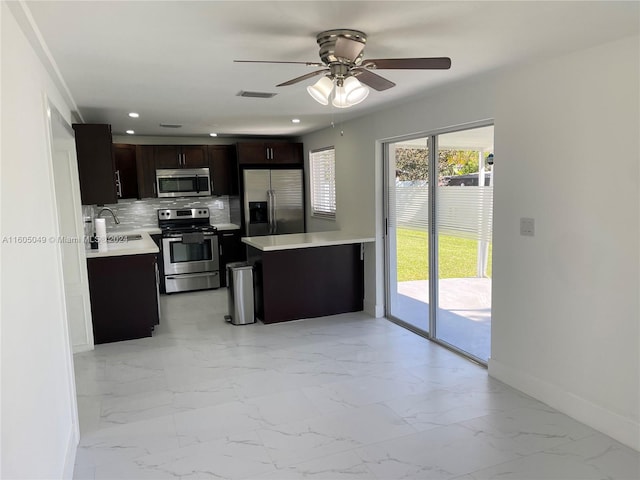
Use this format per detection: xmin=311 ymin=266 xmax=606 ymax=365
xmin=214 ymin=223 xmax=240 ymax=231
xmin=85 ymin=231 xmax=159 ymax=259
xmin=242 ymin=231 xmax=375 ymax=252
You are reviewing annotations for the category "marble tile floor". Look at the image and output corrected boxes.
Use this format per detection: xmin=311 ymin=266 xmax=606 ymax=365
xmin=73 ymin=289 xmax=640 ymax=480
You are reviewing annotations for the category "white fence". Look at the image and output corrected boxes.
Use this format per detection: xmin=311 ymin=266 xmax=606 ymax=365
xmin=394 ymin=185 xmax=493 ymax=242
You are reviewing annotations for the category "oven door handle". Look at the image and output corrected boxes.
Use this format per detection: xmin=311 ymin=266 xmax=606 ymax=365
xmin=166 ymin=271 xmax=219 ymax=280
xmin=163 ymin=233 xmax=216 ymax=241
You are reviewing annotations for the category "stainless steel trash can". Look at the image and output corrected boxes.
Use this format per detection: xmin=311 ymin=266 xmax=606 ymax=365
xmin=224 ymin=262 xmax=255 ymax=325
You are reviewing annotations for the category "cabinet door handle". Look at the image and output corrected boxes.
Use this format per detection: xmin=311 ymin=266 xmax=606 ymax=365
xmin=153 ymin=182 xmax=156 ymax=195
xmin=219 ymin=244 xmax=222 ymax=256
xmin=115 ymin=170 xmax=122 ymax=198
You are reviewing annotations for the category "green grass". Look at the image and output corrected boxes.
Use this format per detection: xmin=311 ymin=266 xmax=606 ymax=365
xmin=396 ymin=228 xmax=492 ymax=281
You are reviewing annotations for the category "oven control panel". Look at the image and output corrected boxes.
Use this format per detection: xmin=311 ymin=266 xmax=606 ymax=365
xmin=157 ymin=208 xmax=210 ymax=220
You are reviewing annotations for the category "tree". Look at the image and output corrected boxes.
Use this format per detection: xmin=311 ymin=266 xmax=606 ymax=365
xmin=395 ymin=147 xmax=490 ymax=182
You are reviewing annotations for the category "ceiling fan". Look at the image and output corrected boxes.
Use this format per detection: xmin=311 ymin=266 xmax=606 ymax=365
xmin=235 ymin=29 xmax=451 ymax=108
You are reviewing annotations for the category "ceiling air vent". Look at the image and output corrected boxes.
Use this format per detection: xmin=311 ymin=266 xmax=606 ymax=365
xmin=237 ymin=91 xmax=277 ymax=99
xmin=159 ymin=123 xmax=182 ymax=128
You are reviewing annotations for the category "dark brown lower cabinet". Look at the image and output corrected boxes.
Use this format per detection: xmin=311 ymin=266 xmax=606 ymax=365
xmin=87 ymin=254 xmax=160 ymax=344
xmin=219 ymin=230 xmax=245 ymax=287
xmin=247 ymin=244 xmax=363 ymax=324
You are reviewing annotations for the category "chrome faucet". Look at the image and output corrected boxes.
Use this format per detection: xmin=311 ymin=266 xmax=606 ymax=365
xmin=97 ymin=207 xmax=121 ymax=225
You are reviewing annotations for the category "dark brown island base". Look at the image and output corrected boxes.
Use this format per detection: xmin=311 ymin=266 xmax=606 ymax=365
xmin=242 ymin=232 xmax=375 ymax=324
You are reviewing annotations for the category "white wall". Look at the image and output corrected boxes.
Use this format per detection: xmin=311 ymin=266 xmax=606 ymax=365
xmin=301 ymin=35 xmax=639 ymax=450
xmin=490 ymin=35 xmax=639 ymax=450
xmin=1 ymin=3 xmax=79 ymax=478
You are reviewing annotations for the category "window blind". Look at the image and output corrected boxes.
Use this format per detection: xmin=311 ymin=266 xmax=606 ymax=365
xmin=310 ymin=147 xmax=336 ymax=219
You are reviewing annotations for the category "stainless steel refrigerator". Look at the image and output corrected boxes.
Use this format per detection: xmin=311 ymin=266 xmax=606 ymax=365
xmin=243 ymin=169 xmax=304 ymax=236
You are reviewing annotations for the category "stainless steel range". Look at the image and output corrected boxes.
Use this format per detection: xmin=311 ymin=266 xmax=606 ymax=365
xmin=158 ymin=208 xmax=220 ymax=293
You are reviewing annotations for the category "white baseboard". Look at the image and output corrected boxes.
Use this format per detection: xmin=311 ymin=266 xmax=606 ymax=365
xmin=363 ymin=300 xmax=384 ymax=318
xmin=62 ymin=426 xmax=79 ymax=479
xmin=72 ymin=343 xmax=93 ymax=354
xmin=489 ymin=358 xmax=640 ymax=452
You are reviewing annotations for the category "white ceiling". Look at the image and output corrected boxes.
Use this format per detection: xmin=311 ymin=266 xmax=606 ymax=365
xmin=25 ymin=1 xmax=639 ymax=138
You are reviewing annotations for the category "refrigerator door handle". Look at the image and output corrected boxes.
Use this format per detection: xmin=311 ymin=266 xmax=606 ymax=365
xmin=271 ymin=190 xmax=277 ymax=234
xmin=266 ymin=190 xmax=273 ymax=234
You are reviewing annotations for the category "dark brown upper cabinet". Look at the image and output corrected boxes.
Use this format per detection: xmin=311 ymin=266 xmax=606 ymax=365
xmin=72 ymin=124 xmax=118 ymax=205
xmin=154 ymin=145 xmax=208 ymax=168
xmin=208 ymin=145 xmax=238 ymax=196
xmin=136 ymin=145 xmax=157 ymax=198
xmin=113 ymin=144 xmax=139 ymax=199
xmin=237 ymin=142 xmax=303 ymax=165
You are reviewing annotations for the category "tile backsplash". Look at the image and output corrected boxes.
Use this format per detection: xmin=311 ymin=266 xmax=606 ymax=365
xmin=83 ymin=196 xmax=231 ymax=233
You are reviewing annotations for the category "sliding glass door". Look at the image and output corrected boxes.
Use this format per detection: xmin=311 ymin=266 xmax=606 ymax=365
xmin=385 ymin=125 xmax=494 ymax=363
xmin=386 ymin=137 xmax=430 ymax=334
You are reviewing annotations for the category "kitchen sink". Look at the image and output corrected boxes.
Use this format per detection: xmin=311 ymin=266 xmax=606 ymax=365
xmin=107 ymin=234 xmax=143 ymax=243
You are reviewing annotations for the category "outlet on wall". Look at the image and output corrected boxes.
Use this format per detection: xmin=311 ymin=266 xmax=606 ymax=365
xmin=520 ymin=217 xmax=535 ymax=236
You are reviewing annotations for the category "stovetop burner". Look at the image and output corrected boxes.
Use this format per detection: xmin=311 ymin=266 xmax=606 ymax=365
xmin=157 ymin=208 xmax=217 ymax=237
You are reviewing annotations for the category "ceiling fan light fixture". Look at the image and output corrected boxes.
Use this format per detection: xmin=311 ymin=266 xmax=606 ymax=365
xmin=307 ymin=76 xmax=333 ymax=105
xmin=343 ymin=76 xmax=369 ymax=105
xmin=332 ymin=84 xmax=351 ymax=109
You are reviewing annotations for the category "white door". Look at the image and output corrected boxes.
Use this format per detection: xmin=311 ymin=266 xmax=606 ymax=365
xmin=50 ymin=109 xmax=94 ymax=353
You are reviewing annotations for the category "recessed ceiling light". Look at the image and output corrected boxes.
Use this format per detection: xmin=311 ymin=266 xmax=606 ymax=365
xmin=126 ymin=130 xmax=135 ymax=135
xmin=128 ymin=112 xmax=139 ymax=118
xmin=291 ymin=118 xmax=301 ymax=124
xmin=209 ymin=133 xmax=218 ymax=137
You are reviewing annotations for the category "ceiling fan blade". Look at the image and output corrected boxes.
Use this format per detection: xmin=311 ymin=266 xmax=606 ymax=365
xmin=352 ymin=69 xmax=396 ymax=91
xmin=363 ymin=57 xmax=452 ymax=70
xmin=235 ymin=60 xmax=324 ymax=67
xmin=276 ymin=69 xmax=330 ymax=87
xmin=334 ymin=36 xmax=365 ymax=63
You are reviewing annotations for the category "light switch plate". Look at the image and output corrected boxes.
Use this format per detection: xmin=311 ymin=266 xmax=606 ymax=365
xmin=520 ymin=217 xmax=535 ymax=236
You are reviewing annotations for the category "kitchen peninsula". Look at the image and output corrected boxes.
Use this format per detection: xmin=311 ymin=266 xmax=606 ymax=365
xmin=242 ymin=231 xmax=375 ymax=324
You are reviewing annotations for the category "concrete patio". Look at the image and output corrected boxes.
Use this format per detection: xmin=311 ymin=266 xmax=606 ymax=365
xmin=392 ymin=277 xmax=492 ymax=361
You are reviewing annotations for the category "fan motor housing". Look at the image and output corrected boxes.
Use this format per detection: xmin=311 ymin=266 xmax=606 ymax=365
xmin=316 ymin=29 xmax=367 ymax=66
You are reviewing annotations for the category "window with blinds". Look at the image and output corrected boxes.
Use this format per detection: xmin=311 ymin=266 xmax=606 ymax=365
xmin=309 ymin=147 xmax=336 ymax=219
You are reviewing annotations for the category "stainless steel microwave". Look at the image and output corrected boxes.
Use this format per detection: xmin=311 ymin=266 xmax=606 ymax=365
xmin=156 ymin=168 xmax=211 ymax=198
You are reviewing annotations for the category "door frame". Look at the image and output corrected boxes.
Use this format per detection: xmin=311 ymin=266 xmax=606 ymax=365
xmin=46 ymin=99 xmax=95 ymax=353
xmin=43 ymin=96 xmax=83 ymax=477
xmin=383 ymin=119 xmax=494 ymax=365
